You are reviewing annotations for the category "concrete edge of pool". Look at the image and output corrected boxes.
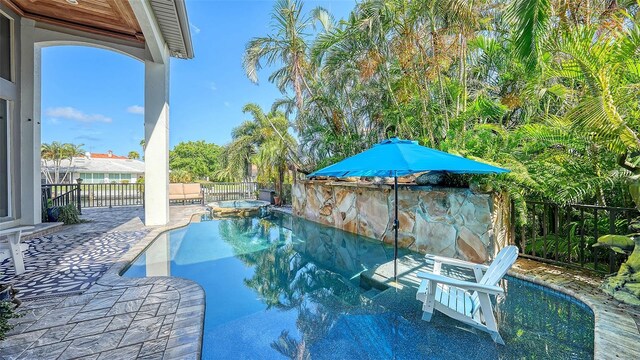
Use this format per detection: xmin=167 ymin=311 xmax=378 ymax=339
xmin=207 ymin=200 xmax=271 ymax=217
xmin=98 ymin=207 xmax=210 ymax=360
xmin=106 ymin=207 xmax=638 ymax=360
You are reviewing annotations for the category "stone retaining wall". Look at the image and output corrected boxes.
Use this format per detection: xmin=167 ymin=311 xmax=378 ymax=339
xmin=292 ymin=180 xmax=513 ymax=263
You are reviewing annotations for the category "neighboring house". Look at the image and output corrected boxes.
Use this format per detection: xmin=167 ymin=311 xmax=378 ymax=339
xmin=41 ymin=151 xmax=145 ymax=184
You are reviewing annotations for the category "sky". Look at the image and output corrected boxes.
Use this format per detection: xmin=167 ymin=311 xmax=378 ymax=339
xmin=41 ymin=0 xmax=356 ymax=156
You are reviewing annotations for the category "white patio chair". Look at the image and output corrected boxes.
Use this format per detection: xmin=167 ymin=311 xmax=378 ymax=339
xmin=0 ymin=226 xmax=34 ymax=275
xmin=415 ymin=245 xmax=518 ymax=344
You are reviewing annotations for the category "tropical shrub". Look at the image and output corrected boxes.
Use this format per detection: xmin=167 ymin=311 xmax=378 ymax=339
xmin=58 ymin=203 xmax=82 ymax=225
xmin=169 ymin=169 xmax=193 ymax=184
xmin=0 ymin=301 xmax=19 ymax=340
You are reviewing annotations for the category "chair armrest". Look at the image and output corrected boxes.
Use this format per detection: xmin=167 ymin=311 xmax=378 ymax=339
xmin=417 ymin=271 xmax=504 ymax=295
xmin=0 ymin=226 xmax=34 ymax=237
xmin=425 ymin=254 xmax=489 ymax=271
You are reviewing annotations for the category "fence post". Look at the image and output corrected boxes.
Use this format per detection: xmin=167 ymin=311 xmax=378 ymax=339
xmin=609 ymin=209 xmax=617 ymax=273
xmin=593 ymin=209 xmax=599 ymax=271
xmin=580 ymin=208 xmax=585 ymax=266
xmin=554 ymin=205 xmax=560 ymax=261
xmin=76 ymin=183 xmax=82 ymax=214
xmin=542 ymin=204 xmax=548 ymax=257
xmin=565 ymin=205 xmax=571 ymax=262
xmin=510 ymin=200 xmax=516 ymax=248
xmin=41 ymin=186 xmax=49 ymax=223
xmin=531 ymin=203 xmax=536 ymax=257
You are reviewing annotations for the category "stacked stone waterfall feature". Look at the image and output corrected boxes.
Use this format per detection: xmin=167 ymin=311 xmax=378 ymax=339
xmin=292 ymin=180 xmax=513 ymax=263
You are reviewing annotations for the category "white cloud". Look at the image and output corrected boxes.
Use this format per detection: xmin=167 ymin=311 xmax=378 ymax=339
xmin=74 ymin=134 xmax=102 ymax=142
xmin=45 ymin=107 xmax=112 ymax=123
xmin=208 ymin=82 xmax=217 ymax=91
xmin=224 ymin=101 xmax=231 ymax=107
xmin=127 ymin=105 xmax=145 ymax=115
xmin=190 ymin=23 xmax=201 ymax=35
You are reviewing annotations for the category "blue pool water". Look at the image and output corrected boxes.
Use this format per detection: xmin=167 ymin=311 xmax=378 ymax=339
xmin=124 ymin=213 xmax=594 ymax=359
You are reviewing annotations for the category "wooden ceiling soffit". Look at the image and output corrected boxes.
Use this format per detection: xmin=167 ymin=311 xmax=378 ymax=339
xmin=1 ymin=0 xmax=145 ymax=43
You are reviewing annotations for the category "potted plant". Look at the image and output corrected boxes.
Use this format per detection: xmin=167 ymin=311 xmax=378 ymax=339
xmin=0 ymin=284 xmax=20 ymax=305
xmin=46 ymin=199 xmax=60 ymax=222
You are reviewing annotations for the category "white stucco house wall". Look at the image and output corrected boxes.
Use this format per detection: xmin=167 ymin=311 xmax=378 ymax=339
xmin=0 ymin=0 xmax=194 ymax=228
xmin=41 ymin=152 xmax=145 ymax=184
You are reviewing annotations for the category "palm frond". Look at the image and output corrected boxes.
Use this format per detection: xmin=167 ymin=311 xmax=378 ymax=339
xmin=507 ymin=0 xmax=552 ymax=70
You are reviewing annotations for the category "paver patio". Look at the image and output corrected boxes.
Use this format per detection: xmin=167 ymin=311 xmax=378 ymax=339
xmin=0 ymin=206 xmax=207 ymax=360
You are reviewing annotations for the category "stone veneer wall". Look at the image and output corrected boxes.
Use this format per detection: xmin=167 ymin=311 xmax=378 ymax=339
xmin=292 ymin=180 xmax=514 ymax=263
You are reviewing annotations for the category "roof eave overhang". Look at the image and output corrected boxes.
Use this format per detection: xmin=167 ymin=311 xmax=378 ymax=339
xmin=173 ymin=0 xmax=194 ymax=59
xmin=145 ymin=0 xmax=194 ymax=60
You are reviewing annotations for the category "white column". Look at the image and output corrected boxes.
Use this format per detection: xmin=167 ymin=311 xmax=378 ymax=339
xmin=145 ymin=232 xmax=170 ymax=276
xmin=144 ymin=47 xmax=170 ymax=226
xmin=19 ymin=19 xmax=41 ymax=225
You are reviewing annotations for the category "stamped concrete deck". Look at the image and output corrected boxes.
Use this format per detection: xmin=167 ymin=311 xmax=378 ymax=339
xmin=367 ymin=254 xmax=640 ymax=360
xmin=0 ymin=206 xmax=208 ymax=360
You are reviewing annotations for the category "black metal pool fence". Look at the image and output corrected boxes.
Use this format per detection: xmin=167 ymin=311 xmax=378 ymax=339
xmin=41 ymin=181 xmax=291 ymax=215
xmin=515 ymin=200 xmax=639 ymax=274
xmin=201 ymin=182 xmax=258 ymax=201
xmin=41 ymin=182 xmax=634 ymax=273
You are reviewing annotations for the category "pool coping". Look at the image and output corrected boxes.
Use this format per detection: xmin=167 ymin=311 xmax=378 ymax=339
xmin=96 ymin=207 xmax=210 ymax=359
xmin=508 ymin=259 xmax=640 ymax=360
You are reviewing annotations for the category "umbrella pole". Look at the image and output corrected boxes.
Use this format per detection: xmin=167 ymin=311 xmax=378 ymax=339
xmin=394 ymin=173 xmax=399 ymax=282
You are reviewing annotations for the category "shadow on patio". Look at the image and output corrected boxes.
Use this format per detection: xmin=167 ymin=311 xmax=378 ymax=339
xmin=0 ymin=205 xmax=207 ymax=359
xmin=0 ymin=206 xmax=200 ymax=300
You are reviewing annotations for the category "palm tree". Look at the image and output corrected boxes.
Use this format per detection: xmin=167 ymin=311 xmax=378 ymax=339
xmin=243 ymin=0 xmax=332 ymax=115
xmin=244 ymin=103 xmax=298 ymax=196
xmin=41 ymin=142 xmax=85 ymax=183
xmin=128 ymin=151 xmax=140 ymax=160
xmin=219 ymin=104 xmax=297 ymax=197
xmin=539 ymin=21 xmax=640 ymax=198
xmin=217 ymin=120 xmax=260 ymax=181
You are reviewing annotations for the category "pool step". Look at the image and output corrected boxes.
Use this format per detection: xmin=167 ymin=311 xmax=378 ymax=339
xmin=361 ymin=288 xmax=382 ymax=299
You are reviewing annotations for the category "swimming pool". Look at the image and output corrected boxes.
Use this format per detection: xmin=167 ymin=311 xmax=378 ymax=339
xmin=124 ymin=213 xmax=594 ymax=359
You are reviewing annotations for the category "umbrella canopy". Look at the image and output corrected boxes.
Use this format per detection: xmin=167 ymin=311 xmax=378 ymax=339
xmin=307 ymin=138 xmax=509 ymax=282
xmin=308 ymin=137 xmax=509 ymax=178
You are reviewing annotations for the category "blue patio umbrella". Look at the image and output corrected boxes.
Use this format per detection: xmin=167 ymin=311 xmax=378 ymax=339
xmin=308 ymin=138 xmax=509 ymax=281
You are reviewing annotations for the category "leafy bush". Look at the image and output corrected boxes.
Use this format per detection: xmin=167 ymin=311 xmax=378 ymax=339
xmin=0 ymin=301 xmax=20 ymax=340
xmin=58 ymin=203 xmax=82 ymax=225
xmin=169 ymin=169 xmax=193 ymax=183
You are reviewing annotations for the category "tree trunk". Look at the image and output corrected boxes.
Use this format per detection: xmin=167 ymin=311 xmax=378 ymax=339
xmin=277 ymin=165 xmax=285 ymax=203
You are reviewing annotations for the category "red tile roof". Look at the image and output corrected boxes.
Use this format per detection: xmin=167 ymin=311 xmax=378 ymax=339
xmin=89 ymin=152 xmax=128 ymax=159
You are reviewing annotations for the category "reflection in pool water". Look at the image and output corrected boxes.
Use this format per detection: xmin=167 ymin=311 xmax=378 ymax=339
xmin=124 ymin=213 xmax=594 ymax=359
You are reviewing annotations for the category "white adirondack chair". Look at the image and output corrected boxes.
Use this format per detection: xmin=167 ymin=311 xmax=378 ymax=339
xmin=0 ymin=226 xmax=33 ymax=275
xmin=415 ymin=245 xmax=518 ymax=344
